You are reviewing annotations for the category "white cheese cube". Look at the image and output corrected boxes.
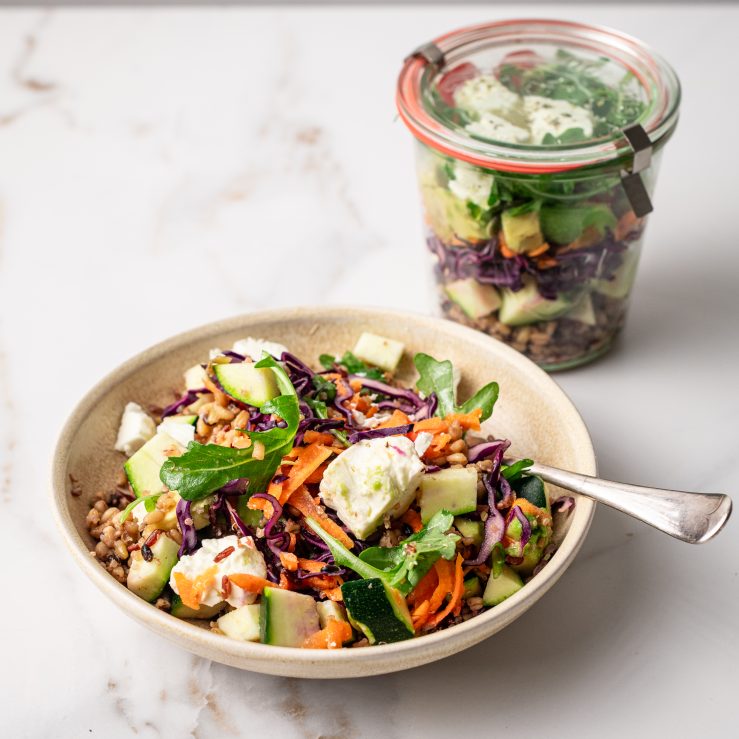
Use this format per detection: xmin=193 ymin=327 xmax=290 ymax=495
xmin=448 ymin=165 xmax=495 ymax=207
xmin=157 ymin=417 xmax=196 ymax=448
xmin=454 ymin=74 xmax=523 ymax=120
xmin=523 ymin=96 xmax=594 ymax=144
xmin=183 ymin=364 xmax=207 ymax=390
xmin=319 ymin=436 xmax=425 ymax=539
xmin=114 ymin=402 xmax=156 ymax=457
xmin=170 ymin=536 xmax=267 ymax=608
xmin=465 ymin=112 xmax=530 ymax=144
xmin=231 ymin=337 xmax=289 ymax=361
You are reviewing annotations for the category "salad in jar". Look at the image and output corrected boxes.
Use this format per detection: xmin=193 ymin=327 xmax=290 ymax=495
xmin=398 ymin=20 xmax=680 ymax=369
xmin=84 ymin=333 xmax=574 ymax=649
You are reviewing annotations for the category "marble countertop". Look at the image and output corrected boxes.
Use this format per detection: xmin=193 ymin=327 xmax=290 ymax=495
xmin=2 ymin=4 xmax=737 ymax=737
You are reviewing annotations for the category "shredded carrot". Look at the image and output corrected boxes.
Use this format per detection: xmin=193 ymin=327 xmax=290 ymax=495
xmin=202 ymin=373 xmax=229 ymax=406
xmin=411 ymin=600 xmax=431 ymax=631
xmin=323 ymin=587 xmax=344 ymax=602
xmin=303 ymin=618 xmax=353 ymax=649
xmin=248 ymin=496 xmax=272 ymax=517
xmin=447 ymin=408 xmax=482 ymax=430
xmin=296 ymin=558 xmax=343 ymax=589
xmin=228 ymin=573 xmax=275 ymax=594
xmin=279 ymin=443 xmax=334 ymax=504
xmin=279 ymin=552 xmax=299 ymax=571
xmin=536 ymin=257 xmax=558 ymax=269
xmin=408 ymin=565 xmax=439 ymax=608
xmin=303 ymin=430 xmax=335 ymax=446
xmin=377 ymin=409 xmax=412 ymax=429
xmin=401 ymin=509 xmax=423 ymax=533
xmin=427 ymin=555 xmax=464 ymax=627
xmin=305 ymin=463 xmax=329 ymax=484
xmin=349 ymin=379 xmax=363 ymax=393
xmin=512 ymin=498 xmax=545 ymax=518
xmin=289 ymin=486 xmax=354 ymax=549
xmin=527 ymin=242 xmax=550 ymax=258
xmin=352 ymin=393 xmax=372 ymax=413
xmin=500 ymin=243 xmax=516 ymax=258
xmin=615 ymin=210 xmax=640 ymax=240
xmin=174 ymin=566 xmax=218 ymax=610
xmin=428 ymin=559 xmax=455 ymax=614
xmin=413 ymin=417 xmax=448 ymax=434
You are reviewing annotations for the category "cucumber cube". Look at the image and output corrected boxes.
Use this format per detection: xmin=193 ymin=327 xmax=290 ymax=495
xmin=482 ymin=564 xmax=523 ymax=606
xmin=352 ymin=332 xmax=404 ymax=372
xmin=420 ymin=467 xmax=478 ymax=523
xmin=218 ymin=604 xmax=261 ymax=642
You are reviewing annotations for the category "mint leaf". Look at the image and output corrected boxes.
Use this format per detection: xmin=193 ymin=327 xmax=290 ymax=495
xmin=306 ymin=511 xmax=460 ymax=595
xmin=159 ymin=355 xmax=300 ymax=501
xmin=414 ymin=353 xmax=499 ymax=422
xmin=501 ymin=458 xmax=534 ymax=482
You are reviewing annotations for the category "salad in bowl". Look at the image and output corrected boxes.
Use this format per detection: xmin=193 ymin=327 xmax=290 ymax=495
xmin=84 ymin=332 xmax=574 ymax=650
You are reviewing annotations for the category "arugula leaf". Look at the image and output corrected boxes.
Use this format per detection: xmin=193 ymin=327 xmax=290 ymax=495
xmin=414 ymin=353 xmax=499 ymax=422
xmin=306 ymin=511 xmax=460 ymax=596
xmin=311 ymin=374 xmax=337 ymax=403
xmin=540 ymin=203 xmax=617 ymax=245
xmin=319 ymin=351 xmax=384 ymax=380
xmin=159 ymin=355 xmax=299 ymax=501
xmin=501 ymin=458 xmax=534 ymax=482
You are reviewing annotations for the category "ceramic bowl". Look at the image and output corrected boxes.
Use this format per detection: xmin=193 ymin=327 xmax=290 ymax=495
xmin=51 ymin=306 xmax=595 ymax=678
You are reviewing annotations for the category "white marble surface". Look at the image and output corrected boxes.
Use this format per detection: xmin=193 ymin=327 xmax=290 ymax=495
xmin=1 ymin=4 xmax=738 ymax=738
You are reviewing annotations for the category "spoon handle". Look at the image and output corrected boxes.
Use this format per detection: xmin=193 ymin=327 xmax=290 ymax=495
xmin=527 ymin=461 xmax=732 ymax=544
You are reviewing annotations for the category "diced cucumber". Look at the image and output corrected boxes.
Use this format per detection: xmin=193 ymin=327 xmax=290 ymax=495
xmin=260 ymin=588 xmax=320 ymax=647
xmin=191 ymin=495 xmax=216 ymax=529
xmin=218 ymin=604 xmax=262 ymax=642
xmin=316 ymin=601 xmax=348 ymax=629
xmin=127 ymin=534 xmax=179 ymax=602
xmin=445 ymin=278 xmax=501 ymax=319
xmin=454 ymin=517 xmax=484 ymax=546
xmin=513 ymin=475 xmax=549 ymax=512
xmin=498 ymin=278 xmax=575 ymax=326
xmin=213 ymin=362 xmax=279 ymax=407
xmin=501 ymin=210 xmax=545 ymax=254
xmin=420 ymin=467 xmax=478 ymax=523
xmin=169 ymin=414 xmax=197 ymax=426
xmin=421 ymin=183 xmax=491 ymax=243
xmin=352 ymin=332 xmax=404 ymax=372
xmin=341 ymin=579 xmax=414 ymax=644
xmin=463 ymin=576 xmax=482 ymax=598
xmin=171 ymin=596 xmax=225 ymax=620
xmin=124 ymin=432 xmax=184 ymax=498
xmin=510 ymin=535 xmax=545 ymax=577
xmin=482 ymin=564 xmax=523 ymax=606
xmin=594 ymin=250 xmax=639 ymax=299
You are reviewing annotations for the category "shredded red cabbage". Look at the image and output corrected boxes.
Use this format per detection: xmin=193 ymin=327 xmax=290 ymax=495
xmin=348 ymin=375 xmax=425 ymax=410
xmin=508 ymin=505 xmax=532 ymax=550
xmin=347 ymin=425 xmax=413 ymax=443
xmin=250 ymin=492 xmax=282 ymax=537
xmin=161 ymin=388 xmax=206 ymax=418
xmin=224 ymin=497 xmax=253 ymax=538
xmin=552 ymin=495 xmax=575 ymax=515
xmin=175 ymin=498 xmax=198 ymax=557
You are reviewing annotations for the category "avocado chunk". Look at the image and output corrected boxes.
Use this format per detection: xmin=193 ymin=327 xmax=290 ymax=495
xmin=127 ymin=533 xmax=179 ymax=602
xmin=341 ymin=579 xmax=414 ymax=644
xmin=124 ymin=432 xmax=184 ymax=498
xmin=501 ymin=210 xmax=545 ymax=254
xmin=454 ymin=517 xmax=484 ymax=546
xmin=171 ymin=596 xmax=225 ymax=620
xmin=352 ymin=332 xmax=404 ymax=372
xmin=419 ymin=467 xmax=478 ymax=523
xmin=421 ymin=184 xmax=491 ymax=243
xmin=498 ymin=278 xmax=575 ymax=326
xmin=218 ymin=604 xmax=261 ymax=642
xmin=260 ymin=588 xmax=320 ymax=647
xmin=482 ymin=564 xmax=523 ymax=606
xmin=213 ymin=362 xmax=279 ymax=407
xmin=445 ymin=278 xmax=501 ymax=319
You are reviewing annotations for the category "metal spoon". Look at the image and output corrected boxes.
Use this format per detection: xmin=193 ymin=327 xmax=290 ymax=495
xmin=516 ymin=459 xmax=732 ymax=544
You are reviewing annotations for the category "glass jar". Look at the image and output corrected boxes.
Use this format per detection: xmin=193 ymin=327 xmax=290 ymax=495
xmin=397 ymin=20 xmax=680 ymax=370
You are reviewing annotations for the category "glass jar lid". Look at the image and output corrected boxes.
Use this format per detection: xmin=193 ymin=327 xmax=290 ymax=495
xmin=397 ymin=19 xmax=680 ymax=174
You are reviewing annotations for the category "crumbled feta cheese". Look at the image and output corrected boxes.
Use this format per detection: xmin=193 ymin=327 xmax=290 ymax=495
xmin=448 ymin=165 xmax=495 ymax=208
xmin=414 ymin=432 xmax=434 ymax=458
xmin=319 ymin=436 xmax=425 ymax=539
xmin=454 ymin=74 xmax=523 ymax=119
xmin=114 ymin=402 xmax=156 ymax=457
xmin=209 ymin=348 xmax=224 ymax=360
xmin=523 ymin=95 xmax=593 ymax=144
xmin=465 ymin=112 xmax=530 ymax=144
xmin=231 ymin=337 xmax=288 ymax=361
xmin=157 ymin=418 xmax=196 ymax=448
xmin=169 ymin=536 xmax=267 ymax=608
xmin=183 ymin=364 xmax=207 ymax=390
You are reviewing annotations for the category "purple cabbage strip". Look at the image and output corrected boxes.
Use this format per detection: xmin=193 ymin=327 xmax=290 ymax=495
xmin=552 ymin=496 xmax=575 ymax=515
xmin=175 ymin=498 xmax=199 ymax=557
xmin=224 ymin=497 xmax=253 ymax=538
xmin=333 ymin=380 xmax=354 ymax=424
xmin=348 ymin=375 xmax=425 ymax=410
xmin=161 ymin=388 xmax=206 ymax=418
xmin=219 ymin=478 xmax=248 ymax=495
xmin=468 ymin=439 xmax=509 ymax=464
xmin=465 ymin=507 xmax=505 ymax=567
xmin=347 ymin=424 xmax=413 ymax=444
xmin=509 ymin=505 xmax=532 ymax=550
xmin=222 ymin=350 xmax=245 ymax=362
xmin=295 ymin=565 xmax=347 ymax=581
xmin=250 ymin=492 xmax=282 ymax=537
xmin=281 ymin=351 xmax=315 ymax=397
